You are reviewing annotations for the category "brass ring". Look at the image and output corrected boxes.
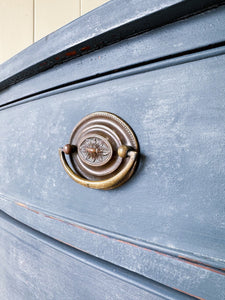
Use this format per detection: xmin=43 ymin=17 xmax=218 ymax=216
xmin=59 ymin=145 xmax=137 ymax=190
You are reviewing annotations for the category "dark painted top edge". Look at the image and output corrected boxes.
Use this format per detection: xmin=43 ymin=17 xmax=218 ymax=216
xmin=0 ymin=0 xmax=224 ymax=91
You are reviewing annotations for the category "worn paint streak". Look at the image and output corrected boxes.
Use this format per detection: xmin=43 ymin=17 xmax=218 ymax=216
xmin=178 ymin=255 xmax=225 ymax=274
xmin=55 ymin=238 xmax=90 ymax=254
xmin=71 ymin=223 xmax=90 ymax=232
xmin=65 ymin=50 xmax=77 ymax=57
xmin=14 ymin=201 xmax=225 ymax=276
xmin=80 ymin=45 xmax=90 ymax=51
xmin=16 ymin=202 xmax=28 ymax=209
xmin=173 ymin=288 xmax=205 ymax=300
xmin=29 ymin=209 xmax=39 ymax=214
xmin=44 ymin=215 xmax=60 ymax=221
xmin=117 ymin=239 xmax=149 ymax=250
xmin=154 ymin=250 xmax=170 ymax=258
xmin=100 ymin=233 xmax=109 ymax=238
xmin=178 ymin=255 xmax=203 ymax=264
xmin=174 ymin=259 xmax=225 ymax=276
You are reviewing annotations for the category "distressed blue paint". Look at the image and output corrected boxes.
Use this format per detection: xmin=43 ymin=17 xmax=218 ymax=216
xmin=0 ymin=0 xmax=224 ymax=91
xmin=1 ymin=5 xmax=225 ymax=106
xmin=1 ymin=211 xmax=173 ymax=300
xmin=0 ymin=1 xmax=225 ymax=299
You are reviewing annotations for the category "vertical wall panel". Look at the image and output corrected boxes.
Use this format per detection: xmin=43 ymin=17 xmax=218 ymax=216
xmin=81 ymin=0 xmax=109 ymax=15
xmin=0 ymin=0 xmax=33 ymax=64
xmin=34 ymin=0 xmax=80 ymax=42
xmin=0 ymin=0 xmax=109 ymax=65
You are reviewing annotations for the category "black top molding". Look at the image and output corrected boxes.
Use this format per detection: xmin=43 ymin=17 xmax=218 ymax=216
xmin=0 ymin=0 xmax=224 ymax=91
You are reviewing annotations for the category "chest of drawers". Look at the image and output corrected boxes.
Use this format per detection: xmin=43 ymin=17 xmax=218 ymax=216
xmin=1 ymin=1 xmax=225 ymax=299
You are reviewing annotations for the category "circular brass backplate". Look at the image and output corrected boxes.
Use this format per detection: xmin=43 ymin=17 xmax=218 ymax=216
xmin=69 ymin=111 xmax=139 ymax=187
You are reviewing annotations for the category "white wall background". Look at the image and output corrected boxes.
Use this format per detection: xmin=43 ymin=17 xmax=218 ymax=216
xmin=0 ymin=0 xmax=109 ymax=64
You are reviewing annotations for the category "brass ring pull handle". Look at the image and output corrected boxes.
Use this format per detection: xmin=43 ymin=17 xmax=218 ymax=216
xmin=59 ymin=112 xmax=139 ymax=190
xmin=59 ymin=145 xmax=137 ymax=190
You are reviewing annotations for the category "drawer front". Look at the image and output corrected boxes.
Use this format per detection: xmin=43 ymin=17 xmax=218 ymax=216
xmin=1 ymin=52 xmax=225 ymax=299
xmin=1 ymin=213 xmax=170 ymax=300
xmin=1 ymin=2 xmax=225 ymax=299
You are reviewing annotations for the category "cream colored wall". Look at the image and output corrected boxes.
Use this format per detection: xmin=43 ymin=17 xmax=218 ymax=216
xmin=0 ymin=0 xmax=33 ymax=65
xmin=0 ymin=0 xmax=109 ymax=64
xmin=81 ymin=0 xmax=110 ymax=14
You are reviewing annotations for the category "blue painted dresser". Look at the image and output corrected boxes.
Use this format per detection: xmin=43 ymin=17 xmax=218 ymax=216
xmin=1 ymin=1 xmax=225 ymax=299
